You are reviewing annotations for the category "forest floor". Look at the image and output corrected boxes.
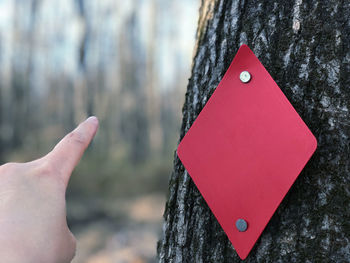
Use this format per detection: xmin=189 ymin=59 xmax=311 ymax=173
xmin=69 ymin=193 xmax=165 ymax=263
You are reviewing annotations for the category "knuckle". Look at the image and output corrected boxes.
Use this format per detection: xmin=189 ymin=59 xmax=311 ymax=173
xmin=35 ymin=161 xmax=66 ymax=188
xmin=67 ymin=232 xmax=77 ymax=260
xmin=69 ymin=130 xmax=87 ymax=145
xmin=33 ymin=160 xmax=61 ymax=180
xmin=71 ymin=234 xmax=77 ymax=249
xmin=0 ymin=162 xmax=18 ymax=173
xmin=37 ymin=161 xmax=56 ymax=176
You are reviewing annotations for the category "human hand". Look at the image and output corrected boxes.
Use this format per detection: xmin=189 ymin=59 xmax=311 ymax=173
xmin=0 ymin=116 xmax=99 ymax=263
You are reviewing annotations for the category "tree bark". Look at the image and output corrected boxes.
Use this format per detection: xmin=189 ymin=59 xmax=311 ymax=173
xmin=158 ymin=0 xmax=350 ymax=262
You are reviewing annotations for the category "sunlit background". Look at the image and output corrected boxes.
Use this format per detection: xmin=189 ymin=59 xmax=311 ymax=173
xmin=0 ymin=0 xmax=199 ymax=262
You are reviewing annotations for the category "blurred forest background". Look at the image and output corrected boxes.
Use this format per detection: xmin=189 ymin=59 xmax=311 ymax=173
xmin=0 ymin=0 xmax=199 ymax=262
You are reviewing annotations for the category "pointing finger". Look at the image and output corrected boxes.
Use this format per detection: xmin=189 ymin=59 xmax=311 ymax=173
xmin=46 ymin=116 xmax=99 ymax=186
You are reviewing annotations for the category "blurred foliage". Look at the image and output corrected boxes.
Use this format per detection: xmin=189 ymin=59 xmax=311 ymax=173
xmin=0 ymin=0 xmax=198 ymax=197
xmin=0 ymin=0 xmax=199 ymax=262
xmin=67 ymin=145 xmax=173 ymax=199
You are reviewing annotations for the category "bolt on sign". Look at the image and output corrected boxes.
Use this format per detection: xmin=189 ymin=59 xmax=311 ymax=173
xmin=177 ymin=45 xmax=317 ymax=260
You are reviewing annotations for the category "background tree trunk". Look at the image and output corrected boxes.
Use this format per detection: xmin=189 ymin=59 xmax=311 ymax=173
xmin=158 ymin=0 xmax=350 ymax=262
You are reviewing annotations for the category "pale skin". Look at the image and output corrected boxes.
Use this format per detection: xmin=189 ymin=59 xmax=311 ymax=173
xmin=0 ymin=116 xmax=99 ymax=263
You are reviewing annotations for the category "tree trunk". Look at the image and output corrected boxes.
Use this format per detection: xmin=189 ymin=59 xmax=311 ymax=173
xmin=158 ymin=0 xmax=350 ymax=262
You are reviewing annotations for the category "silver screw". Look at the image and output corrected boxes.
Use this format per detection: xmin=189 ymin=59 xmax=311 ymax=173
xmin=239 ymin=71 xmax=251 ymax=83
xmin=236 ymin=219 xmax=248 ymax=232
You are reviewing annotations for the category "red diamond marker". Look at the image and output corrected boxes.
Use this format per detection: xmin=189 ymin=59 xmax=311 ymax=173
xmin=177 ymin=44 xmax=317 ymax=259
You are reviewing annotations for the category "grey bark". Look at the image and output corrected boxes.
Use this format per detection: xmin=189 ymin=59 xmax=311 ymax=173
xmin=158 ymin=0 xmax=350 ymax=262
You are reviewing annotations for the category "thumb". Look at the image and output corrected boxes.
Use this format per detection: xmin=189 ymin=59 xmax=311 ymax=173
xmin=46 ymin=116 xmax=99 ymax=186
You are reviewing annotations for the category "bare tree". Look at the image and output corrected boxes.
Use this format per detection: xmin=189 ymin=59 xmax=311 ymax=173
xmin=158 ymin=0 xmax=350 ymax=262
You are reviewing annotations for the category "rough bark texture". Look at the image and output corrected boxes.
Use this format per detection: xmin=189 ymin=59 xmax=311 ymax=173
xmin=158 ymin=0 xmax=350 ymax=262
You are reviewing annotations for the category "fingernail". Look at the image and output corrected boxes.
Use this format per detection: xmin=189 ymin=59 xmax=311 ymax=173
xmin=86 ymin=116 xmax=99 ymax=125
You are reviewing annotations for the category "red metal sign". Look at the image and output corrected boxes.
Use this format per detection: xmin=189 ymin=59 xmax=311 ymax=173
xmin=177 ymin=45 xmax=317 ymax=259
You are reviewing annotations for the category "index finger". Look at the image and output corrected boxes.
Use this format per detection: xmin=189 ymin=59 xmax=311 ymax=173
xmin=46 ymin=116 xmax=99 ymax=186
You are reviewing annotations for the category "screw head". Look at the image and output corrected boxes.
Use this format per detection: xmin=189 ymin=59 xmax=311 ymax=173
xmin=236 ymin=219 xmax=248 ymax=232
xmin=239 ymin=71 xmax=251 ymax=83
